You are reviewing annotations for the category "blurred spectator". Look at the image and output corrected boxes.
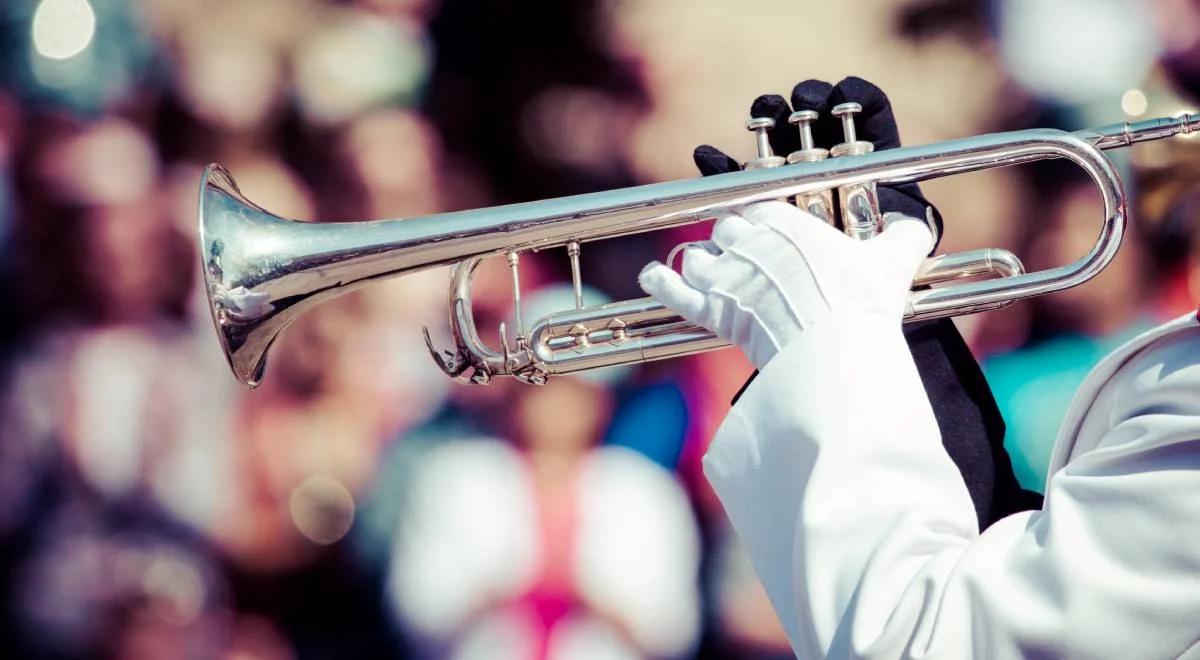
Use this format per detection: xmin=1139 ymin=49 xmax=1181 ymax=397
xmin=1146 ymin=184 xmax=1200 ymax=318
xmin=387 ymin=288 xmax=701 ymax=660
xmin=1155 ymin=0 xmax=1200 ymax=98
xmin=13 ymin=516 xmax=231 ymax=659
xmin=709 ymin=525 xmax=792 ymax=659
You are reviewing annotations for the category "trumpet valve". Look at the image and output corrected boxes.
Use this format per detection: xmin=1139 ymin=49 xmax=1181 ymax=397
xmin=830 ymin=102 xmax=874 ymax=158
xmin=828 ymin=102 xmax=882 ymax=237
xmin=744 ymin=117 xmax=786 ymax=170
xmin=786 ymin=110 xmax=830 ymax=164
xmin=785 ymin=110 xmax=835 ymax=224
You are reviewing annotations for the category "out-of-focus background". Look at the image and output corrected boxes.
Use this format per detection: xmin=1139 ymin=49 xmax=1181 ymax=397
xmin=1 ymin=0 xmax=1199 ymax=657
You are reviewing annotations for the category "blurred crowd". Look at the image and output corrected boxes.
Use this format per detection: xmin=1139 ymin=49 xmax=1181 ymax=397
xmin=1 ymin=0 xmax=1200 ymax=658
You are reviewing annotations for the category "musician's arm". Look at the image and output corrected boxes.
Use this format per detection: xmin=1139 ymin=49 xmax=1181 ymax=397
xmin=706 ymin=318 xmax=1200 ymax=659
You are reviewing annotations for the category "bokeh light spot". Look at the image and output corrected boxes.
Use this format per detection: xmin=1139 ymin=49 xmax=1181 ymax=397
xmin=141 ymin=554 xmax=206 ymax=625
xmin=32 ymin=0 xmax=96 ymax=61
xmin=289 ymin=476 xmax=355 ymax=545
xmin=1121 ymin=89 xmax=1148 ymax=117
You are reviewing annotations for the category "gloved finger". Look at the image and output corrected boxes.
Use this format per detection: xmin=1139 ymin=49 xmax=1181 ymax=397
xmin=878 ymin=187 xmax=942 ymax=253
xmin=711 ymin=212 xmax=756 ymax=250
xmin=874 ymin=212 xmax=935 ymax=278
xmin=829 ymin=76 xmax=902 ymax=151
xmin=739 ymin=200 xmax=835 ymax=236
xmin=746 ymin=199 xmax=850 ymax=251
xmin=789 ymin=79 xmax=837 ymax=149
xmin=638 ymin=261 xmax=708 ymax=320
xmin=680 ymin=245 xmax=719 ymax=288
xmin=694 ymin=145 xmax=741 ymax=176
xmin=828 ymin=77 xmax=936 ymax=239
xmin=749 ymin=94 xmax=799 ymax=157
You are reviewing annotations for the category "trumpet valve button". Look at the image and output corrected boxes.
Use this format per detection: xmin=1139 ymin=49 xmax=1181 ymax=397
xmin=745 ymin=116 xmax=786 ymax=169
xmin=746 ymin=156 xmax=787 ymax=169
xmin=788 ymin=110 xmax=819 ymax=149
xmin=831 ymin=102 xmax=860 ymax=118
xmin=746 ymin=116 xmax=775 ymax=131
xmin=787 ymin=110 xmax=829 ymax=163
xmin=787 ymin=149 xmax=829 ymax=164
xmin=830 ymin=102 xmax=874 ymax=157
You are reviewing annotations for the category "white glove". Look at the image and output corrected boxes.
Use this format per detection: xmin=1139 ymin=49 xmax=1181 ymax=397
xmin=638 ymin=201 xmax=933 ymax=369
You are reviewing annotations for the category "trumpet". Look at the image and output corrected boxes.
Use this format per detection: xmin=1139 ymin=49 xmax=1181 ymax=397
xmin=198 ymin=107 xmax=1200 ymax=387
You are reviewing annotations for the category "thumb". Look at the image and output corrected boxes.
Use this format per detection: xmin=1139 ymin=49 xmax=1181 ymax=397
xmin=872 ymin=212 xmax=934 ymax=279
xmin=639 ymin=261 xmax=707 ymax=321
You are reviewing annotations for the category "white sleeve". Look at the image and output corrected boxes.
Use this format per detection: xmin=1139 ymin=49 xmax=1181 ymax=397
xmin=704 ymin=316 xmax=1200 ymax=660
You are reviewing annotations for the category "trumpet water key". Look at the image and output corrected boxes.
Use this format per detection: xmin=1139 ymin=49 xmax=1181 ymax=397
xmin=198 ymin=113 xmax=1200 ymax=387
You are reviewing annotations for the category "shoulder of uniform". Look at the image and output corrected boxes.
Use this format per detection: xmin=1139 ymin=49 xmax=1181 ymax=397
xmin=1109 ymin=322 xmax=1200 ymax=418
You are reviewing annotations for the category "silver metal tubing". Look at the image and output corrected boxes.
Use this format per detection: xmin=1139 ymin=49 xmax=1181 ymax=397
xmin=199 ymin=114 xmax=1199 ymax=387
xmin=913 ymin=248 xmax=1025 ymax=286
xmin=567 ymin=240 xmax=583 ymax=309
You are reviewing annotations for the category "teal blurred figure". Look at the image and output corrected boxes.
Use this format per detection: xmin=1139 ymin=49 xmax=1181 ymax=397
xmin=985 ymin=321 xmax=1154 ymax=490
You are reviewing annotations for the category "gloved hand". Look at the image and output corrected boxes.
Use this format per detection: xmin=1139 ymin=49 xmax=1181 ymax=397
xmin=692 ymin=76 xmax=942 ymax=238
xmin=665 ymin=75 xmax=1043 ymax=529
xmin=639 ymin=202 xmax=932 ymax=369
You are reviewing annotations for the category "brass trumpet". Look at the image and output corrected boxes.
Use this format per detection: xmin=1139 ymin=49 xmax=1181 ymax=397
xmin=198 ymin=109 xmax=1199 ymax=387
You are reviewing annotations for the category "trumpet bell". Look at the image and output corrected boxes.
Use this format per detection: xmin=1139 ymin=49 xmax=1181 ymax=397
xmin=199 ymin=164 xmax=283 ymax=387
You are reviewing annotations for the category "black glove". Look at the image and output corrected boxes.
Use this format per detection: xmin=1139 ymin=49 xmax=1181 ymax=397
xmin=695 ymin=77 xmax=941 ymax=239
xmin=702 ymin=77 xmax=1041 ymax=529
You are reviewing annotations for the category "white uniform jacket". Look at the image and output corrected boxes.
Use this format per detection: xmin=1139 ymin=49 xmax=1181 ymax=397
xmin=704 ymin=312 xmax=1200 ymax=660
